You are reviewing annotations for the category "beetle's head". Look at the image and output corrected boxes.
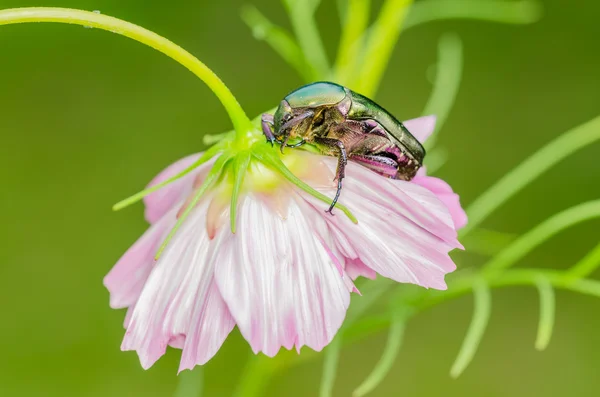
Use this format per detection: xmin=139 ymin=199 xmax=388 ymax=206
xmin=273 ymin=99 xmax=293 ymax=134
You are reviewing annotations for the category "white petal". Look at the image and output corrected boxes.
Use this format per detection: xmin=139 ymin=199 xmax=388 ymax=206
xmin=215 ymin=194 xmax=351 ymax=356
xmin=121 ymin=200 xmax=234 ymax=369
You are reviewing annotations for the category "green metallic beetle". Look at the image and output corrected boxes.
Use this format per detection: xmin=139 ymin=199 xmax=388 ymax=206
xmin=261 ymin=81 xmax=426 ymax=213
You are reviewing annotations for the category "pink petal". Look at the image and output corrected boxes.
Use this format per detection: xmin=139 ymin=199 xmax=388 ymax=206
xmin=121 ymin=200 xmax=234 ymax=369
xmin=345 ymin=258 xmax=377 ymax=280
xmin=412 ymin=174 xmax=468 ymax=229
xmin=308 ymin=158 xmax=461 ymax=290
xmin=215 ymin=195 xmax=351 ymax=356
xmin=104 ymin=210 xmax=176 ymax=309
xmin=403 ymin=115 xmax=437 ymax=144
xmin=143 ymin=153 xmax=216 ymax=224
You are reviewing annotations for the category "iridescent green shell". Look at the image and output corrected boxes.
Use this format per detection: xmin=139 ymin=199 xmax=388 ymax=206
xmin=284 ymin=82 xmax=346 ymax=108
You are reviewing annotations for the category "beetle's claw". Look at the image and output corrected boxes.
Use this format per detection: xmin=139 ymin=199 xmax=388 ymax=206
xmin=325 ymin=208 xmax=336 ymax=216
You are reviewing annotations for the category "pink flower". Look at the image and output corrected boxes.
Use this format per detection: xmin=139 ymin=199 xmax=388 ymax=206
xmin=104 ymin=116 xmax=465 ymax=371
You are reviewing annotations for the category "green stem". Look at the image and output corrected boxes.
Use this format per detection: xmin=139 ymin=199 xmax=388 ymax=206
xmin=564 ymin=242 xmax=600 ymax=282
xmin=482 ymin=200 xmax=600 ymax=274
xmin=449 ymin=278 xmax=491 ymax=378
xmin=534 ymin=275 xmax=555 ymax=351
xmin=286 ymin=0 xmax=330 ymax=79
xmin=0 ymin=7 xmax=254 ymax=140
xmin=319 ymin=338 xmax=342 ymax=397
xmin=352 ymin=310 xmax=407 ymax=397
xmin=334 ymin=0 xmax=371 ymax=86
xmin=403 ymin=0 xmax=543 ymax=30
xmin=233 ymin=355 xmax=280 ymax=397
xmin=174 ymin=368 xmax=204 ymax=397
xmin=354 ymin=0 xmax=414 ymax=96
xmin=422 ymin=33 xmax=463 ymax=150
xmin=241 ymin=5 xmax=317 ymax=82
xmin=461 ymin=115 xmax=600 ymax=236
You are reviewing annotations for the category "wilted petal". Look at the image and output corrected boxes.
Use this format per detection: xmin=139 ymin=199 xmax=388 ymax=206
xmin=404 ymin=115 xmax=437 ymax=143
xmin=215 ymin=194 xmax=351 ymax=356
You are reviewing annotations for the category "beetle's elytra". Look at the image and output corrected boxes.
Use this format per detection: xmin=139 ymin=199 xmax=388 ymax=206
xmin=261 ymin=81 xmax=425 ymax=213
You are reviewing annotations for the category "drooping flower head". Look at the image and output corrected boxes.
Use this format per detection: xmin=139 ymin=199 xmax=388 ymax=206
xmin=104 ymin=115 xmax=466 ymax=371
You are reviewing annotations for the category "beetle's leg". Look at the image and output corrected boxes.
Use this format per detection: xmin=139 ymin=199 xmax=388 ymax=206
xmin=279 ymin=110 xmax=314 ymax=153
xmin=261 ymin=113 xmax=276 ymax=146
xmin=285 ymin=139 xmax=306 ymax=148
xmin=313 ymin=137 xmax=347 ymax=215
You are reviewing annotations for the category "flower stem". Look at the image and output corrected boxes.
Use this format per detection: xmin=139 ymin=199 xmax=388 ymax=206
xmin=174 ymin=368 xmax=204 ymax=397
xmin=482 ymin=200 xmax=600 ymax=274
xmin=354 ymin=0 xmax=414 ymax=97
xmin=334 ymin=0 xmax=371 ymax=86
xmin=461 ymin=115 xmax=600 ymax=236
xmin=0 ymin=7 xmax=254 ymax=140
xmin=403 ymin=0 xmax=543 ymax=30
xmin=285 ymin=0 xmax=330 ymax=79
xmin=422 ymin=33 xmax=463 ymax=150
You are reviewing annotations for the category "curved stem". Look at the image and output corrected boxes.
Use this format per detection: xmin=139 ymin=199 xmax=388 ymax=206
xmin=319 ymin=338 xmax=342 ymax=397
xmin=404 ymin=0 xmax=542 ymax=30
xmin=0 ymin=7 xmax=254 ymax=140
xmin=482 ymin=200 xmax=600 ymax=274
xmin=534 ymin=275 xmax=555 ymax=351
xmin=334 ymin=0 xmax=371 ymax=86
xmin=449 ymin=278 xmax=491 ymax=378
xmin=285 ymin=0 xmax=330 ymax=79
xmin=422 ymin=33 xmax=463 ymax=150
xmin=174 ymin=368 xmax=204 ymax=397
xmin=354 ymin=0 xmax=414 ymax=96
xmin=564 ymin=242 xmax=600 ymax=282
xmin=461 ymin=115 xmax=600 ymax=236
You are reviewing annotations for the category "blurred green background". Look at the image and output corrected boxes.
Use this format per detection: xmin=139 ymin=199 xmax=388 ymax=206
xmin=1 ymin=0 xmax=599 ymax=396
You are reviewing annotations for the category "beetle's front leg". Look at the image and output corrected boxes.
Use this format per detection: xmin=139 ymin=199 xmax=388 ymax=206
xmin=279 ymin=110 xmax=314 ymax=153
xmin=261 ymin=113 xmax=276 ymax=146
xmin=313 ymin=137 xmax=347 ymax=215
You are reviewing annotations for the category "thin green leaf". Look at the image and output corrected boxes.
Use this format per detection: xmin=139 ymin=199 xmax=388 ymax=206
xmin=353 ymin=311 xmax=407 ymax=397
xmin=450 ymin=279 xmax=491 ymax=378
xmin=354 ymin=0 xmax=414 ymax=96
xmin=423 ymin=147 xmax=449 ymax=174
xmin=334 ymin=0 xmax=371 ymax=86
xmin=483 ymin=200 xmax=600 ymax=274
xmin=565 ymin=243 xmax=600 ymax=282
xmin=462 ymin=115 xmax=600 ymax=236
xmin=285 ymin=0 xmax=330 ymax=79
xmin=335 ymin=0 xmax=349 ymax=23
xmin=241 ymin=5 xmax=317 ymax=82
xmin=344 ymin=278 xmax=396 ymax=326
xmin=233 ymin=354 xmax=279 ymax=397
xmin=112 ymin=144 xmax=224 ymax=211
xmin=534 ymin=276 xmax=555 ymax=351
xmin=566 ymin=278 xmax=600 ymax=299
xmin=461 ymin=228 xmax=517 ymax=257
xmin=230 ymin=151 xmax=251 ymax=233
xmin=404 ymin=0 xmax=543 ymax=30
xmin=174 ymin=367 xmax=203 ymax=397
xmin=253 ymin=147 xmax=358 ymax=223
xmin=155 ymin=153 xmax=232 ymax=259
xmin=319 ymin=337 xmax=342 ymax=397
xmin=422 ymin=33 xmax=463 ymax=150
xmin=343 ymin=314 xmax=392 ymax=345
xmin=203 ymin=130 xmax=234 ymax=146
